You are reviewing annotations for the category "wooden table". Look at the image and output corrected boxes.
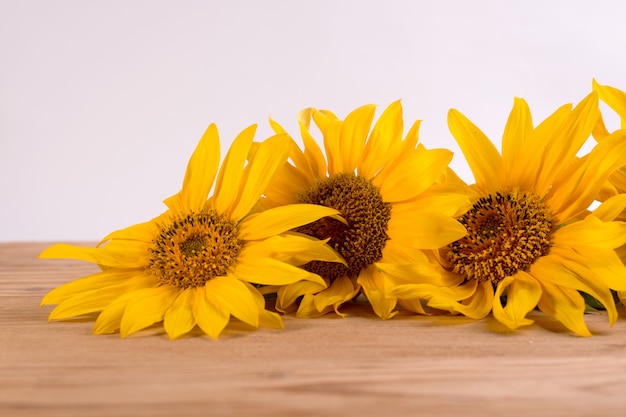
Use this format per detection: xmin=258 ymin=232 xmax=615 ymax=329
xmin=2 ymin=242 xmax=626 ymax=416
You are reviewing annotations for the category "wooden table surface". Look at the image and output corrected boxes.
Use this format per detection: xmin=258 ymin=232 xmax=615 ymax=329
xmin=2 ymin=242 xmax=626 ymax=416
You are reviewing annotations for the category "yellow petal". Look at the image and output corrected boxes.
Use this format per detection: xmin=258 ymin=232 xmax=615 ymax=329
xmin=242 ymin=232 xmax=345 ymax=267
xmin=298 ymin=110 xmax=327 ymax=179
xmin=502 ymin=98 xmax=533 ymax=185
xmin=359 ymin=100 xmax=404 ymax=179
xmin=230 ymin=134 xmax=292 ymax=220
xmin=238 ymin=204 xmax=344 ymax=241
xmin=259 ymin=310 xmax=284 ymax=330
xmin=492 ymin=272 xmax=541 ymax=330
xmin=387 ymin=211 xmax=467 ymax=250
xmin=192 ymin=287 xmax=229 ymax=339
xmin=163 ymin=288 xmax=197 ymax=340
xmin=548 ymin=129 xmax=626 ymax=220
xmin=297 ymin=293 xmax=333 ymax=318
xmin=41 ymin=269 xmax=144 ymax=305
xmin=339 ymin=104 xmax=376 ymax=173
xmin=425 ymin=279 xmax=494 ymax=319
xmin=593 ymin=79 xmax=626 ymax=129
xmin=93 ymin=292 xmax=136 ymax=335
xmin=46 ymin=273 xmax=155 ymax=319
xmin=553 ymin=216 xmax=626 ymax=250
xmin=535 ymin=93 xmax=599 ymax=194
xmin=233 ymin=257 xmax=326 ymax=286
xmin=98 ymin=220 xmax=159 ymax=246
xmin=537 ymin=280 xmax=591 ymax=337
xmin=590 ymin=194 xmax=626 ymax=221
xmin=448 ymin=108 xmax=505 ymax=193
xmin=120 ymin=286 xmax=179 ymax=338
xmin=376 ymin=260 xmax=462 ymax=287
xmin=531 ymin=254 xmax=617 ymax=325
xmin=375 ymin=148 xmax=453 ymax=202
xmin=178 ymin=123 xmax=221 ymax=213
xmin=312 ymin=110 xmax=341 ymax=175
xmin=551 ymin=245 xmax=626 ymax=291
xmin=397 ymin=297 xmax=427 ymax=315
xmin=205 ymin=276 xmax=259 ymax=327
xmin=358 ymin=266 xmax=397 ymax=319
xmin=309 ymin=275 xmax=359 ymax=317
xmin=524 ymin=103 xmax=572 ymax=193
xmin=213 ymin=124 xmax=257 ymax=214
xmin=276 ymin=280 xmax=327 ymax=313
xmin=39 ymin=243 xmax=147 ymax=269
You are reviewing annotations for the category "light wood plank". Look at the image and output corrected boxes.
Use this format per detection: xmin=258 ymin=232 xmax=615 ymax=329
xmin=2 ymin=242 xmax=626 ymax=416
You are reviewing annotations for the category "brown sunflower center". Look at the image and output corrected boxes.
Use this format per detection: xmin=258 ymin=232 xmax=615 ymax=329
xmin=294 ymin=173 xmax=391 ymax=281
xmin=447 ymin=190 xmax=555 ymax=284
xmin=147 ymin=210 xmax=244 ymax=288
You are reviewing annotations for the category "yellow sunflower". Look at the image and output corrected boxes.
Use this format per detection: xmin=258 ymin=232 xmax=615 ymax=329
xmin=393 ymin=92 xmax=626 ymax=336
xmin=40 ymin=124 xmax=345 ymax=339
xmin=263 ymin=101 xmax=471 ymax=319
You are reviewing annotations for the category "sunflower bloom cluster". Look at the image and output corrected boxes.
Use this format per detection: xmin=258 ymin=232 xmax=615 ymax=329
xmin=41 ymin=80 xmax=626 ymax=339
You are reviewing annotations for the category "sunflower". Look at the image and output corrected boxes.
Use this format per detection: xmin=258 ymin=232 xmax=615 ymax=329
xmin=262 ymin=101 xmax=471 ymax=319
xmin=393 ymin=92 xmax=626 ymax=336
xmin=40 ymin=124 xmax=345 ymax=339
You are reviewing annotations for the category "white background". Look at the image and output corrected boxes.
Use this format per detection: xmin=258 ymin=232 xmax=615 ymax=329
xmin=2 ymin=0 xmax=625 ymax=241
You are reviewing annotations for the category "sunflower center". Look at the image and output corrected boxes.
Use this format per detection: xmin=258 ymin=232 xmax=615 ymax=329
xmin=147 ymin=210 xmax=244 ymax=288
xmin=447 ymin=190 xmax=555 ymax=284
xmin=294 ymin=173 xmax=391 ymax=281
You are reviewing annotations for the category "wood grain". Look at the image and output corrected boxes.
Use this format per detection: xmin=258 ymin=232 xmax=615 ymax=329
xmin=2 ymin=242 xmax=626 ymax=416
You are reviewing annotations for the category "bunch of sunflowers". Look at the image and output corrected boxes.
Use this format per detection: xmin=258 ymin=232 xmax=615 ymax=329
xmin=41 ymin=81 xmax=626 ymax=339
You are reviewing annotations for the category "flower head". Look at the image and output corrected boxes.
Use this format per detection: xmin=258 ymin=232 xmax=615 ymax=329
xmin=40 ymin=124 xmax=344 ymax=339
xmin=394 ymin=93 xmax=626 ymax=336
xmin=263 ymin=101 xmax=471 ymax=319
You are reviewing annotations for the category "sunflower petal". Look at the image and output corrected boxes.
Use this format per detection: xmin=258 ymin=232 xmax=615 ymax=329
xmin=238 ymin=204 xmax=344 ymax=241
xmin=535 ymin=93 xmax=599 ymax=194
xmin=502 ymin=98 xmax=533 ymax=185
xmin=309 ymin=275 xmax=359 ymax=317
xmin=213 ymin=124 xmax=257 ymax=214
xmin=554 ymin=216 xmax=626 ymax=250
xmin=593 ymin=79 xmax=626 ymax=129
xmin=387 ymin=211 xmax=467 ymax=249
xmin=205 ymin=276 xmax=259 ymax=327
xmin=242 ymin=232 xmax=345 ymax=267
xmin=492 ymin=272 xmax=541 ymax=330
xmin=46 ymin=273 xmax=155 ymax=319
xmin=531 ymin=254 xmax=618 ymax=325
xmin=230 ymin=134 xmax=292 ymax=220
xmin=192 ymin=286 xmax=229 ymax=339
xmin=339 ymin=104 xmax=376 ymax=173
xmin=98 ymin=220 xmax=159 ymax=246
xmin=120 ymin=286 xmax=179 ymax=338
xmin=178 ymin=123 xmax=221 ymax=213
xmin=93 ymin=292 xmax=136 ymax=335
xmin=448 ymin=109 xmax=505 ymax=193
xmin=360 ymin=101 xmax=405 ymax=178
xmin=537 ymin=280 xmax=591 ymax=337
xmin=41 ymin=269 xmax=144 ymax=305
xmin=163 ymin=288 xmax=197 ymax=340
xmin=276 ymin=280 xmax=327 ymax=313
xmin=358 ymin=266 xmax=397 ymax=319
xmin=233 ymin=257 xmax=326 ymax=286
xmin=376 ymin=148 xmax=453 ymax=202
xmin=425 ymin=279 xmax=494 ymax=319
xmin=39 ymin=243 xmax=146 ymax=269
xmin=590 ymin=194 xmax=626 ymax=221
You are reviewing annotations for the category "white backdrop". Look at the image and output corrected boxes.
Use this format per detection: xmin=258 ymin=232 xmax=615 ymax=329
xmin=2 ymin=0 xmax=625 ymax=241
